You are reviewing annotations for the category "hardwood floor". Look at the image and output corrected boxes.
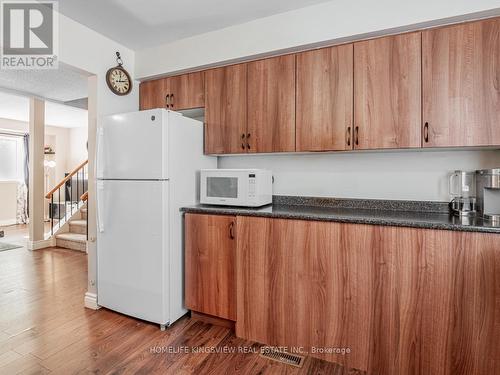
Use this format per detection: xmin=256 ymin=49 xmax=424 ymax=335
xmin=0 ymin=246 xmax=354 ymax=374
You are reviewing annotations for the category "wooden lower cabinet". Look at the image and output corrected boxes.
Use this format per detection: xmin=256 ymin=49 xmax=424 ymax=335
xmin=235 ymin=216 xmax=500 ymax=375
xmin=184 ymin=213 xmax=236 ymax=321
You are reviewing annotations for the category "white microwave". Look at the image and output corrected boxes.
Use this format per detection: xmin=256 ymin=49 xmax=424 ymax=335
xmin=200 ymin=169 xmax=272 ymax=207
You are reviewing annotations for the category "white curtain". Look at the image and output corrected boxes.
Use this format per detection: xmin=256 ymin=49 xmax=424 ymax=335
xmin=16 ymin=134 xmax=29 ymax=224
xmin=16 ymin=182 xmax=28 ymax=224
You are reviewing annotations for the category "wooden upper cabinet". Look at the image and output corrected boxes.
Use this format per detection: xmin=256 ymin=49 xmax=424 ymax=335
xmin=204 ymin=64 xmax=247 ymax=154
xmin=185 ymin=213 xmax=236 ymax=321
xmin=165 ymin=71 xmax=204 ymax=110
xmin=139 ymin=79 xmax=165 ymax=110
xmin=296 ymin=44 xmax=353 ymax=152
xmin=247 ymin=55 xmax=296 ymax=152
xmin=354 ymin=33 xmax=422 ymax=150
xmin=422 ymin=18 xmax=500 ymax=147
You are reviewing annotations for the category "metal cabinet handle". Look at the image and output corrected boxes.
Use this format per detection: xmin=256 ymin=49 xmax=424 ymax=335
xmin=229 ymin=222 xmax=235 ymax=239
xmin=346 ymin=126 xmax=351 ymax=146
xmin=423 ymin=122 xmax=429 ymax=143
xmin=241 ymin=134 xmax=245 ymax=149
xmin=246 ymin=133 xmax=251 ymax=149
xmin=354 ymin=126 xmax=359 ymax=146
xmin=171 ymin=94 xmax=174 ymax=108
xmin=165 ymin=94 xmax=170 ymax=108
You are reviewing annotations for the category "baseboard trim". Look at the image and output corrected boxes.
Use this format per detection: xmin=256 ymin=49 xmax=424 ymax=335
xmin=27 ymin=238 xmax=55 ymax=250
xmin=84 ymin=292 xmax=100 ymax=310
xmin=0 ymin=219 xmax=16 ymax=226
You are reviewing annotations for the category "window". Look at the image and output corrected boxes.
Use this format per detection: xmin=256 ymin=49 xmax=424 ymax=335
xmin=0 ymin=135 xmax=24 ymax=181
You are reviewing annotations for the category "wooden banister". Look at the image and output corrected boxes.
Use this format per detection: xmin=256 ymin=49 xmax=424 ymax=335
xmin=45 ymin=159 xmax=88 ymax=199
xmin=80 ymin=191 xmax=88 ymax=201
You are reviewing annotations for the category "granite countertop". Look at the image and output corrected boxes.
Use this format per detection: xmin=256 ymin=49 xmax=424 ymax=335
xmin=180 ymin=196 xmax=500 ymax=234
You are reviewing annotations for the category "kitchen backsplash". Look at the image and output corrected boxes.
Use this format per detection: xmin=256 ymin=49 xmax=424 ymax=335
xmin=219 ymin=149 xmax=500 ymax=201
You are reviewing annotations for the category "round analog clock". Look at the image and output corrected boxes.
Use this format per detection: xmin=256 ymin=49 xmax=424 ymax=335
xmin=106 ymin=65 xmax=132 ymax=96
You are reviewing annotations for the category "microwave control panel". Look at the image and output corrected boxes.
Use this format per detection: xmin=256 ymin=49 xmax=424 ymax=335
xmin=248 ymin=173 xmax=256 ymax=200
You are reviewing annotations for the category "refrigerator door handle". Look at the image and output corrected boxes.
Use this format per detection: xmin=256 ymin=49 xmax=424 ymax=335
xmin=96 ymin=127 xmax=104 ymax=178
xmin=96 ymin=180 xmax=105 ymax=233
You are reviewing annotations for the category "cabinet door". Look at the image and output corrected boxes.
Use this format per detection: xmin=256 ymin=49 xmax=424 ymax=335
xmin=423 ymin=19 xmax=500 ymax=147
xmin=139 ymin=79 xmax=166 ymax=110
xmin=204 ymin=64 xmax=247 ymax=154
xmin=247 ymin=55 xmax=295 ymax=152
xmin=296 ymin=45 xmax=353 ymax=151
xmin=185 ymin=213 xmax=236 ymax=320
xmin=417 ymin=230 xmax=500 ymax=375
xmin=354 ymin=33 xmax=421 ymax=149
xmin=166 ymin=71 xmax=204 ymax=110
xmin=236 ymin=217 xmax=374 ymax=371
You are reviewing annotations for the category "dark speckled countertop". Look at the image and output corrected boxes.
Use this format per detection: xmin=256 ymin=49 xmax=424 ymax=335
xmin=180 ymin=196 xmax=500 ymax=234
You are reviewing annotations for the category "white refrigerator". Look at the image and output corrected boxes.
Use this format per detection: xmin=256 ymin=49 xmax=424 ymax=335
xmin=96 ymin=109 xmax=216 ymax=329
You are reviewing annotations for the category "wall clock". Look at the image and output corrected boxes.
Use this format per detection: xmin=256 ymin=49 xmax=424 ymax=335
xmin=106 ymin=52 xmax=132 ymax=96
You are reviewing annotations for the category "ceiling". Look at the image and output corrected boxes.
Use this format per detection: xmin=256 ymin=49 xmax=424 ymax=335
xmin=58 ymin=0 xmax=331 ymax=50
xmin=0 ymin=64 xmax=89 ymax=103
xmin=0 ymin=91 xmax=88 ymax=128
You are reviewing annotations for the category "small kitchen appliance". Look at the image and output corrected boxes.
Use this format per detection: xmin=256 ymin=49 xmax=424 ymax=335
xmin=200 ymin=169 xmax=272 ymax=207
xmin=449 ymin=170 xmax=477 ymax=217
xmin=476 ymin=168 xmax=500 ymax=225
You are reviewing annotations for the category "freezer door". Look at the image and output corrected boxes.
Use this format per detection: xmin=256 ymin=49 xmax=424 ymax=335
xmin=97 ymin=109 xmax=168 ymax=180
xmin=97 ymin=180 xmax=169 ymax=324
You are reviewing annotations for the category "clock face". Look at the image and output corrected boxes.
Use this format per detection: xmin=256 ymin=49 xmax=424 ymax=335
xmin=106 ymin=67 xmax=132 ymax=95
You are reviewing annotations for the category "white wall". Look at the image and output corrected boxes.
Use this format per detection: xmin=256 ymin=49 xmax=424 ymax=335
xmin=68 ymin=126 xmax=88 ymax=169
xmin=0 ymin=182 xmax=17 ymax=225
xmin=136 ymin=0 xmax=500 ymax=78
xmin=219 ymin=150 xmax=500 ymax=201
xmin=44 ymin=126 xmax=69 ymax=183
xmin=0 ymin=118 xmax=83 ymax=184
xmin=58 ymin=14 xmax=138 ymax=117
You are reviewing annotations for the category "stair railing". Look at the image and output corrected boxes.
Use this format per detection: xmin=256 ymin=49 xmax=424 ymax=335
xmin=45 ymin=159 xmax=88 ymax=236
xmin=80 ymin=191 xmax=88 ymax=239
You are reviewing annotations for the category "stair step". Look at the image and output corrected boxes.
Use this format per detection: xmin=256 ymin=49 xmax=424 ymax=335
xmin=80 ymin=208 xmax=87 ymax=220
xmin=69 ymin=219 xmax=87 ymax=226
xmin=69 ymin=219 xmax=87 ymax=234
xmin=56 ymin=233 xmax=86 ymax=243
xmin=56 ymin=233 xmax=86 ymax=252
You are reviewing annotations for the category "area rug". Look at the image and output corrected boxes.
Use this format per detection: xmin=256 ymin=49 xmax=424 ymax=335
xmin=0 ymin=242 xmax=23 ymax=252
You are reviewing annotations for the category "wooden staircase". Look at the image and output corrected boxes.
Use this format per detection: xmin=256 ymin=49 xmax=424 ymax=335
xmin=55 ymin=206 xmax=87 ymax=251
xmin=46 ymin=161 xmax=88 ymax=252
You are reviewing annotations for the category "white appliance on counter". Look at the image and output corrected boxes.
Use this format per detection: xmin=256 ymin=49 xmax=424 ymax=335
xmin=200 ymin=169 xmax=272 ymax=207
xmin=96 ymin=109 xmax=216 ymax=329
